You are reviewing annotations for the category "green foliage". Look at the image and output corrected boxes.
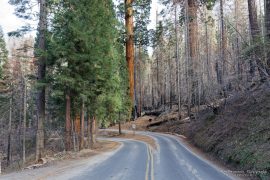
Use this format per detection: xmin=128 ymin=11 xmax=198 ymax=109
xmin=47 ymin=0 xmax=130 ymax=126
xmin=116 ymin=0 xmax=152 ymax=48
xmin=0 ymin=27 xmax=8 ymax=79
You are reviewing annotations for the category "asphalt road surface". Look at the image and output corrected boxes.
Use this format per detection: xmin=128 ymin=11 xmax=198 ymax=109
xmin=0 ymin=131 xmax=234 ymax=180
xmin=71 ymin=131 xmax=232 ymax=180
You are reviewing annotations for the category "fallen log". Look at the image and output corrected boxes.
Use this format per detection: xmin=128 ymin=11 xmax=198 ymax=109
xmin=144 ymin=110 xmax=163 ymax=116
xmin=146 ymin=117 xmax=190 ymax=128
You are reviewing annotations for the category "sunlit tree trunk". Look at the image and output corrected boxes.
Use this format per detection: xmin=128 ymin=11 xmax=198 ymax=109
xmin=125 ymin=0 xmax=136 ymax=119
xmin=185 ymin=0 xmax=198 ymax=116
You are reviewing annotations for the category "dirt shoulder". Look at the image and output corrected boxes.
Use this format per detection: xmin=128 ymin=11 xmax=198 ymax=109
xmin=99 ymin=129 xmax=157 ymax=149
xmin=0 ymin=140 xmax=120 ymax=180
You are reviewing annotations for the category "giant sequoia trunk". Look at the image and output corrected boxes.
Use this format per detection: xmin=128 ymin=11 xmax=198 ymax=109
xmin=125 ymin=0 xmax=135 ymax=119
xmin=265 ymin=0 xmax=270 ymax=75
xmin=36 ymin=0 xmax=47 ymax=161
xmin=248 ymin=0 xmax=267 ymax=81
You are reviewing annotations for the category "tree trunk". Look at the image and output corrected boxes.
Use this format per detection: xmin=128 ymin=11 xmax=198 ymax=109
xmin=156 ymin=52 xmax=160 ymax=107
xmin=185 ymin=0 xmax=198 ymax=115
xmin=151 ymin=64 xmax=154 ymax=107
xmin=71 ymin=118 xmax=76 ymax=151
xmin=248 ymin=0 xmax=267 ymax=81
xmin=138 ymin=45 xmax=142 ymax=117
xmin=80 ymin=101 xmax=85 ymax=150
xmin=87 ymin=113 xmax=91 ymax=148
xmin=118 ymin=112 xmax=122 ymax=135
xmin=75 ymin=114 xmax=81 ymax=151
xmin=90 ymin=116 xmax=96 ymax=148
xmin=175 ymin=4 xmax=181 ymax=120
xmin=125 ymin=0 xmax=135 ymax=119
xmin=265 ymin=0 xmax=270 ymax=74
xmin=22 ymin=79 xmax=27 ymax=165
xmin=7 ymin=97 xmax=12 ymax=166
xmin=220 ymin=0 xmax=226 ymax=84
xmin=235 ymin=0 xmax=243 ymax=81
xmin=65 ymin=91 xmax=71 ymax=151
xmin=36 ymin=0 xmax=47 ymax=161
xmin=168 ymin=46 xmax=172 ymax=110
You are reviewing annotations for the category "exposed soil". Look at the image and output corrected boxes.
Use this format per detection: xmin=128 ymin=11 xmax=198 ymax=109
xmin=110 ymin=115 xmax=156 ymax=131
xmin=1 ymin=140 xmax=120 ymax=176
xmin=99 ymin=129 xmax=157 ymax=149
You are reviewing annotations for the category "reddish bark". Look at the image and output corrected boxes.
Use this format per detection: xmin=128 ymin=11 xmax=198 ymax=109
xmin=80 ymin=102 xmax=85 ymax=149
xmin=125 ymin=0 xmax=135 ymax=116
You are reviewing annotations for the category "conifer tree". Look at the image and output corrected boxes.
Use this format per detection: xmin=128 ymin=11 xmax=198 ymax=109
xmin=0 ymin=27 xmax=8 ymax=79
xmin=48 ymin=0 xmax=129 ymax=149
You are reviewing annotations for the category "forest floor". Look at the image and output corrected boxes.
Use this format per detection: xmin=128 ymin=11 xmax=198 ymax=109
xmin=99 ymin=129 xmax=157 ymax=149
xmin=111 ymin=82 xmax=270 ymax=180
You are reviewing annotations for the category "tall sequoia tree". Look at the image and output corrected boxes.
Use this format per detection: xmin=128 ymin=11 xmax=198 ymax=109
xmin=125 ymin=0 xmax=136 ymax=119
xmin=186 ymin=0 xmax=198 ymax=115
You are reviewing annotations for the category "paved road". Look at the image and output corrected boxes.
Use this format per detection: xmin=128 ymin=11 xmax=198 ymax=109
xmin=71 ymin=139 xmax=149 ymax=180
xmin=71 ymin=131 xmax=232 ymax=180
xmin=147 ymin=132 xmax=232 ymax=180
xmin=0 ymin=131 xmax=234 ymax=180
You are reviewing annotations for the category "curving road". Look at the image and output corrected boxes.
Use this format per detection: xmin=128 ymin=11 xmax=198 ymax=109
xmin=146 ymin=132 xmax=232 ymax=180
xmin=71 ymin=139 xmax=149 ymax=180
xmin=70 ymin=131 xmax=233 ymax=180
xmin=0 ymin=131 xmax=235 ymax=180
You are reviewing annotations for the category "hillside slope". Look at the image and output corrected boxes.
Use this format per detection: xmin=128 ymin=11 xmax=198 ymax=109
xmin=145 ymin=83 xmax=270 ymax=179
xmin=188 ymin=84 xmax=270 ymax=179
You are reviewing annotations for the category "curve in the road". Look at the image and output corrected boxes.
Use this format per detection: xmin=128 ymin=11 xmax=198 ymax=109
xmin=71 ymin=139 xmax=151 ymax=180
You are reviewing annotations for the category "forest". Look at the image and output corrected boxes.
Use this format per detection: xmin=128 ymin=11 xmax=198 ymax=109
xmin=0 ymin=0 xmax=269 ymax=179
